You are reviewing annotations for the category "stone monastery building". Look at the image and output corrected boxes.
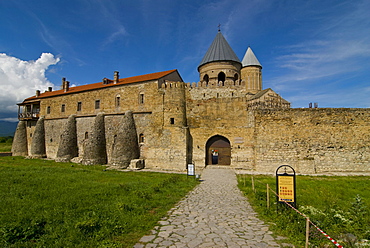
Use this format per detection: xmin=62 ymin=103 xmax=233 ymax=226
xmin=12 ymin=31 xmax=370 ymax=173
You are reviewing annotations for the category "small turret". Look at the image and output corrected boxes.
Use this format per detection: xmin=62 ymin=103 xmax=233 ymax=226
xmin=241 ymin=47 xmax=262 ymax=94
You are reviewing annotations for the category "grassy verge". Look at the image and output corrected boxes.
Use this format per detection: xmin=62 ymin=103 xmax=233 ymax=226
xmin=238 ymin=174 xmax=370 ymax=247
xmin=0 ymin=157 xmax=199 ymax=247
xmin=0 ymin=137 xmax=12 ymax=152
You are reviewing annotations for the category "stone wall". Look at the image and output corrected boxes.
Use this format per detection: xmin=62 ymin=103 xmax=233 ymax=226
xmin=12 ymin=75 xmax=370 ymax=174
xmin=186 ymin=86 xmax=255 ymax=170
xmin=253 ymin=108 xmax=370 ymax=173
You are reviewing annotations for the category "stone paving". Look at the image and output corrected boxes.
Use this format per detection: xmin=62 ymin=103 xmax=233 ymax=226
xmin=134 ymin=167 xmax=286 ymax=248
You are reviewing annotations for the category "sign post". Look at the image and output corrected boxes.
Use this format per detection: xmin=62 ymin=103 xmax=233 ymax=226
xmin=276 ymin=165 xmax=296 ymax=209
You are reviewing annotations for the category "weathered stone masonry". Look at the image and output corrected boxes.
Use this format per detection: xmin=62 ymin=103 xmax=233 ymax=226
xmin=12 ymin=31 xmax=370 ymax=174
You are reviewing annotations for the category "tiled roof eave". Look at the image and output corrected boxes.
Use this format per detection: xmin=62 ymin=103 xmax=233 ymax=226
xmin=22 ymin=69 xmax=178 ymax=102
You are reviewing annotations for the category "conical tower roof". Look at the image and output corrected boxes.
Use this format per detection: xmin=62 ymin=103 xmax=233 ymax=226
xmin=242 ymin=47 xmax=262 ymax=68
xmin=198 ymin=32 xmax=241 ymax=69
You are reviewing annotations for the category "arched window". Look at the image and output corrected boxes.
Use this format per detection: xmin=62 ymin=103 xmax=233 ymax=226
xmin=203 ymin=74 xmax=209 ymax=84
xmin=218 ymin=72 xmax=225 ymax=85
xmin=115 ymin=95 xmax=121 ymax=108
xmin=233 ymin=73 xmax=239 ymax=85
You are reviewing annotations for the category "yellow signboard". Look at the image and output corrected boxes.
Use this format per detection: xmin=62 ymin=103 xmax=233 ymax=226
xmin=278 ymin=176 xmax=294 ymax=202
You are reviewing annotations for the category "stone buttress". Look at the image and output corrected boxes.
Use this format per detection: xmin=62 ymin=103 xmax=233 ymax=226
xmin=56 ymin=115 xmax=78 ymax=162
xmin=11 ymin=120 xmax=28 ymax=156
xmin=81 ymin=113 xmax=107 ymax=165
xmin=110 ymin=110 xmax=140 ymax=168
xmin=30 ymin=116 xmax=46 ymax=158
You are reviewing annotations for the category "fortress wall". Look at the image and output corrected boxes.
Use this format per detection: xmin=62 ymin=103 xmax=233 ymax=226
xmin=186 ymin=94 xmax=255 ymax=169
xmin=25 ymin=120 xmax=37 ymax=154
xmin=187 ymin=85 xmax=248 ymax=100
xmin=254 ymin=108 xmax=370 ymax=173
xmin=105 ymin=115 xmax=125 ymax=163
xmin=44 ymin=118 xmax=66 ymax=158
xmin=143 ymin=126 xmax=188 ymax=171
xmin=75 ymin=116 xmax=95 ymax=160
xmin=189 ymin=127 xmax=255 ymax=170
xmin=142 ymin=82 xmax=189 ymax=171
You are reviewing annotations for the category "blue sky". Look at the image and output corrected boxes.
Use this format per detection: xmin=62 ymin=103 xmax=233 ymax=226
xmin=1 ymin=0 xmax=369 ymax=121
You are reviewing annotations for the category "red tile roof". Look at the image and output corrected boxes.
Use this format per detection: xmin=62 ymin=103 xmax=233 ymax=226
xmin=22 ymin=69 xmax=178 ymax=103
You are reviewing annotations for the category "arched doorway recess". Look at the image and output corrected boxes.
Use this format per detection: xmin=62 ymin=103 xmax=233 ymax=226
xmin=206 ymin=135 xmax=231 ymax=165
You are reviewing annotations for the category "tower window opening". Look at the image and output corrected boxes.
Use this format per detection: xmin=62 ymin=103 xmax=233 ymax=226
xmin=170 ymin=118 xmax=175 ymax=124
xmin=233 ymin=73 xmax=238 ymax=85
xmin=218 ymin=72 xmax=225 ymax=85
xmin=203 ymin=74 xmax=209 ymax=84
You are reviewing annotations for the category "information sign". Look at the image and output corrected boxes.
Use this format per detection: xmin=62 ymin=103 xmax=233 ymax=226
xmin=276 ymin=165 xmax=296 ymax=208
xmin=278 ymin=175 xmax=295 ymax=202
xmin=187 ymin=164 xmax=195 ymax=176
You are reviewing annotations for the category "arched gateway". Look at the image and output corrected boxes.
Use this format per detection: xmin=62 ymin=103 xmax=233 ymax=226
xmin=205 ymin=135 xmax=231 ymax=165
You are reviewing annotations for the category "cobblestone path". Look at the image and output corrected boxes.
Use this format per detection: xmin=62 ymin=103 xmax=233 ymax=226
xmin=135 ymin=167 xmax=282 ymax=247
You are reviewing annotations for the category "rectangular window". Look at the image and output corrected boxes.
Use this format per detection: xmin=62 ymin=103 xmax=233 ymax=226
xmin=61 ymin=104 xmax=65 ymax=113
xmin=139 ymin=93 xmax=144 ymax=104
xmin=95 ymin=100 xmax=100 ymax=109
xmin=116 ymin=96 xmax=120 ymax=107
xmin=46 ymin=106 xmax=51 ymax=114
xmin=170 ymin=118 xmax=175 ymax=124
xmin=77 ymin=102 xmax=82 ymax=111
xmin=139 ymin=133 xmax=145 ymax=143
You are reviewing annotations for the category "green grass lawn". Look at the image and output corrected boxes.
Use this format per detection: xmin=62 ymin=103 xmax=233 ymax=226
xmin=238 ymin=174 xmax=370 ymax=247
xmin=0 ymin=157 xmax=199 ymax=247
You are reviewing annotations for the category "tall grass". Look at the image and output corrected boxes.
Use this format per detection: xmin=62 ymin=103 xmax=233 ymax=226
xmin=238 ymin=175 xmax=370 ymax=247
xmin=0 ymin=157 xmax=199 ymax=247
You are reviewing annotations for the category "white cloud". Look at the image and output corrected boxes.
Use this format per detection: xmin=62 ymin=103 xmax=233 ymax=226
xmin=0 ymin=53 xmax=60 ymax=118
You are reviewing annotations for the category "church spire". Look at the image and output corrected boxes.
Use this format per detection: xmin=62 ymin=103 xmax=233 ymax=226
xmin=242 ymin=47 xmax=262 ymax=68
xmin=198 ymin=31 xmax=241 ymax=70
